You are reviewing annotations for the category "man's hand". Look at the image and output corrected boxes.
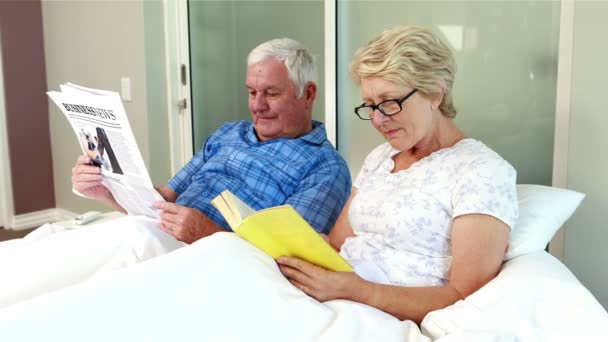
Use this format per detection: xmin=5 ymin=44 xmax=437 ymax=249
xmin=72 ymin=155 xmax=113 ymax=202
xmin=153 ymin=202 xmax=223 ymax=244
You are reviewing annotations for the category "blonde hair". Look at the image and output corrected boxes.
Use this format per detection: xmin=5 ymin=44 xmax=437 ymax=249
xmin=350 ymin=25 xmax=457 ymax=118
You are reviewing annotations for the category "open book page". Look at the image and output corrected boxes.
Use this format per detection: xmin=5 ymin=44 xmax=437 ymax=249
xmin=211 ymin=190 xmax=352 ymax=272
xmin=243 ymin=206 xmax=352 ymax=272
xmin=210 ymin=190 xmax=256 ymax=230
xmin=47 ymin=83 xmax=164 ymax=219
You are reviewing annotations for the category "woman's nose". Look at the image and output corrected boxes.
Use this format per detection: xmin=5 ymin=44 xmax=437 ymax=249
xmin=371 ymin=108 xmax=389 ymax=124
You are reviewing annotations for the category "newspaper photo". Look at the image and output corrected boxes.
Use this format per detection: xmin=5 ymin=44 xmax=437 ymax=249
xmin=47 ymin=83 xmax=164 ymax=219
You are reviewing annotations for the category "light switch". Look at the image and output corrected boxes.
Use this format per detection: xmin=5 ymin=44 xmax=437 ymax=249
xmin=121 ymin=77 xmax=132 ymax=102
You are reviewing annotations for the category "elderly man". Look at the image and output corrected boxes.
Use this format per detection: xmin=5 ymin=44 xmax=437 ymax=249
xmin=0 ymin=38 xmax=351 ymax=308
xmin=74 ymin=38 xmax=350 ymax=242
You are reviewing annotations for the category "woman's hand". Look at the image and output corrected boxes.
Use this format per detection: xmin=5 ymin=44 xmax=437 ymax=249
xmin=277 ymin=256 xmax=368 ymax=302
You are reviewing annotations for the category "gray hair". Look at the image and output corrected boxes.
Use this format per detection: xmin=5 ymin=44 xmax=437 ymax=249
xmin=247 ymin=38 xmax=317 ymax=98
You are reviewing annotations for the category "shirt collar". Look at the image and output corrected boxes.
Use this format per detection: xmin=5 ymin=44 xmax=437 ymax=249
xmin=245 ymin=120 xmax=327 ymax=145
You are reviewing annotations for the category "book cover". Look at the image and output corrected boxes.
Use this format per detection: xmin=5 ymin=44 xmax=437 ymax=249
xmin=211 ymin=190 xmax=352 ymax=272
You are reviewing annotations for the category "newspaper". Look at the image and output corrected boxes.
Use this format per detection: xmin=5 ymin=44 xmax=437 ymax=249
xmin=47 ymin=83 xmax=164 ymax=219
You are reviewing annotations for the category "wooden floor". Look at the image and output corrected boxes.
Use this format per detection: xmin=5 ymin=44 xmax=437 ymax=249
xmin=0 ymin=227 xmax=35 ymax=241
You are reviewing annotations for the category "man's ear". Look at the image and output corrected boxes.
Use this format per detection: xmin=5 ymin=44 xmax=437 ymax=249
xmin=304 ymin=82 xmax=317 ymax=108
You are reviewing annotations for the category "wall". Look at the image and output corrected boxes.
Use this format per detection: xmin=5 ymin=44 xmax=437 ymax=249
xmin=0 ymin=27 xmax=6 ymax=227
xmin=564 ymin=0 xmax=608 ymax=309
xmin=41 ymin=1 xmax=170 ymax=213
xmin=0 ymin=0 xmax=55 ymax=215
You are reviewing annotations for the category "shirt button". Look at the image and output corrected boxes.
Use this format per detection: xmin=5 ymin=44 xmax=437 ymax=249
xmin=229 ymin=154 xmax=235 ymax=160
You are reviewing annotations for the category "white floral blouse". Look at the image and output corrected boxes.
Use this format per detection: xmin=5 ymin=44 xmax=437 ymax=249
xmin=340 ymin=139 xmax=518 ymax=286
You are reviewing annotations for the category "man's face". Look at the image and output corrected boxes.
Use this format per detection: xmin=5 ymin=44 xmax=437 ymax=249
xmin=246 ymin=58 xmax=315 ymax=142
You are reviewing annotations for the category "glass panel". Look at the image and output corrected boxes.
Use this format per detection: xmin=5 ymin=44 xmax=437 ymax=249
xmin=337 ymin=0 xmax=560 ymax=185
xmin=143 ymin=1 xmax=172 ymax=184
xmin=188 ymin=0 xmax=325 ymax=151
xmin=564 ymin=0 xmax=608 ymax=310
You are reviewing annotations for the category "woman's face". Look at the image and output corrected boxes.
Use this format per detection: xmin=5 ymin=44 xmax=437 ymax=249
xmin=359 ymin=77 xmax=436 ymax=151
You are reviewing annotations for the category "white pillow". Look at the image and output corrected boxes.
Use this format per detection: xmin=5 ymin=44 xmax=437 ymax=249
xmin=505 ymin=184 xmax=585 ymax=260
xmin=421 ymin=251 xmax=608 ymax=340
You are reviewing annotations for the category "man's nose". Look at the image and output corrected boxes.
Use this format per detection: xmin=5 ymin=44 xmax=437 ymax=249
xmin=251 ymin=94 xmax=269 ymax=112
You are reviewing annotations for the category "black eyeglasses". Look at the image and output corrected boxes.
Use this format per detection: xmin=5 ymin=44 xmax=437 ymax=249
xmin=354 ymin=89 xmax=418 ymax=120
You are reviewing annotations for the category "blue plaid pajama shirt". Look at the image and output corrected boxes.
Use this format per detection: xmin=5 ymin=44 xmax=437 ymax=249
xmin=168 ymin=120 xmax=351 ymax=233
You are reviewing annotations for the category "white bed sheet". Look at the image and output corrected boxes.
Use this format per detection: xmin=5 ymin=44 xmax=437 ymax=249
xmin=0 ymin=232 xmax=427 ymax=342
xmin=0 ymin=216 xmax=183 ymax=308
xmin=1 ymin=217 xmax=606 ymax=341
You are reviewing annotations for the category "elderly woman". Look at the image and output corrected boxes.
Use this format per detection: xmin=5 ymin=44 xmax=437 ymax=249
xmin=278 ymin=25 xmax=518 ymax=324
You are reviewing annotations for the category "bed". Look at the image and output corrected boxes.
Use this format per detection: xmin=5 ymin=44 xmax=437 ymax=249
xmin=0 ymin=185 xmax=606 ymax=341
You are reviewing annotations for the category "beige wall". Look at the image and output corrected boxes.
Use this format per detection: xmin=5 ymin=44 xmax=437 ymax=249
xmin=42 ymin=1 xmax=152 ymax=213
xmin=564 ymin=0 xmax=608 ymax=310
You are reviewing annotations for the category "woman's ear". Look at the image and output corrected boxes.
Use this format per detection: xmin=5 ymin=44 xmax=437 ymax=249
xmin=431 ymin=88 xmax=445 ymax=110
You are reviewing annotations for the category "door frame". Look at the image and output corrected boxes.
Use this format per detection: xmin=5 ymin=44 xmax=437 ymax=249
xmin=163 ymin=0 xmax=193 ymax=174
xmin=549 ymin=0 xmax=575 ymax=260
xmin=324 ymin=0 xmax=337 ymax=146
xmin=0 ymin=29 xmax=15 ymax=228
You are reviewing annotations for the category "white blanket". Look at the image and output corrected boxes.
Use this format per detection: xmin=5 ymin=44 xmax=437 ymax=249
xmin=0 ymin=216 xmax=183 ymax=308
xmin=0 ymin=232 xmax=426 ymax=342
xmin=1 ymin=217 xmax=606 ymax=341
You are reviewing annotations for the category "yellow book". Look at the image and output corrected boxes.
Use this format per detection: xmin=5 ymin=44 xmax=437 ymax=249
xmin=211 ymin=190 xmax=353 ymax=272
